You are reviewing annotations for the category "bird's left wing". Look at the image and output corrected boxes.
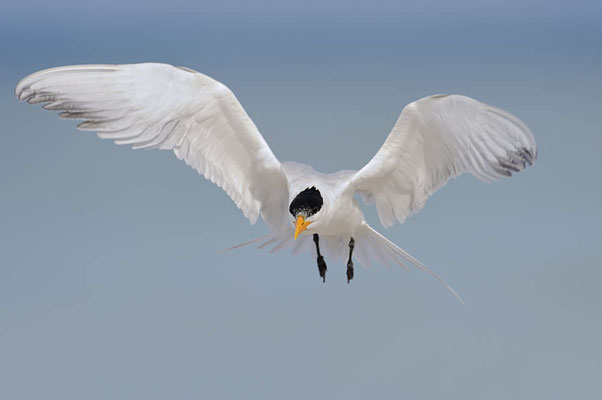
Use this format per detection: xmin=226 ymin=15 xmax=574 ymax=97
xmin=16 ymin=63 xmax=290 ymax=232
xmin=345 ymin=94 xmax=537 ymax=227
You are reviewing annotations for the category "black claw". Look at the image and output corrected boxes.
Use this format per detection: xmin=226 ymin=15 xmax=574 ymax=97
xmin=317 ymin=255 xmax=327 ymax=283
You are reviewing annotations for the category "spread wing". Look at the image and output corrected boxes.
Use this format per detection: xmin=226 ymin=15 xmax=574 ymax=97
xmin=346 ymin=94 xmax=537 ymax=227
xmin=15 ymin=63 xmax=290 ymax=232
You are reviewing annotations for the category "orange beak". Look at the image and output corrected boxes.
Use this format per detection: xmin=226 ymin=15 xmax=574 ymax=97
xmin=294 ymin=215 xmax=312 ymax=240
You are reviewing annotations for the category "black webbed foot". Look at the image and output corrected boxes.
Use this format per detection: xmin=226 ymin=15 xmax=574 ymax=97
xmin=346 ymin=237 xmax=355 ymax=284
xmin=346 ymin=261 xmax=354 ymax=283
xmin=313 ymin=234 xmax=327 ymax=283
xmin=317 ymin=255 xmax=327 ymax=283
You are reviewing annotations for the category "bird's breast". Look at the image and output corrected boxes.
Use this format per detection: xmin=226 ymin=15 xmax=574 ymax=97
xmin=312 ymin=196 xmax=364 ymax=236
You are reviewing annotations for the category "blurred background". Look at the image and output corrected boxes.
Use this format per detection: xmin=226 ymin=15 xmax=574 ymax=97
xmin=1 ymin=1 xmax=601 ymax=398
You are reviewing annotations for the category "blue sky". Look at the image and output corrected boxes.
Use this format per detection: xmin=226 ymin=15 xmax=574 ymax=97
xmin=1 ymin=1 xmax=601 ymax=399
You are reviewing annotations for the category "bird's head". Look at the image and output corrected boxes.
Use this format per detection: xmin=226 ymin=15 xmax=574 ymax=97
xmin=289 ymin=186 xmax=323 ymax=239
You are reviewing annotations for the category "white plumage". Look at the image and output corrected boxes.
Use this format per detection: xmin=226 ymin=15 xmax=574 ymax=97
xmin=16 ymin=63 xmax=537 ymax=301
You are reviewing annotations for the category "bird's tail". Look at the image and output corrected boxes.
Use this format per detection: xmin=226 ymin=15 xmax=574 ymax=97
xmin=354 ymin=222 xmax=464 ymax=303
xmin=220 ymin=234 xmax=271 ymax=251
xmin=221 ymin=223 xmax=463 ymax=303
xmin=220 ymin=232 xmax=312 ymax=255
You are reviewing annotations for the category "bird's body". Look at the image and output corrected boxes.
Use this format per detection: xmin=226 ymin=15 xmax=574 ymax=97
xmin=283 ymin=163 xmax=361 ymax=237
xmin=15 ymin=63 xmax=537 ymax=301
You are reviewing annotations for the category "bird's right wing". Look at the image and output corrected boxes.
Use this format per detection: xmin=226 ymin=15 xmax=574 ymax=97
xmin=16 ymin=63 xmax=290 ymax=232
xmin=345 ymin=95 xmax=537 ymax=228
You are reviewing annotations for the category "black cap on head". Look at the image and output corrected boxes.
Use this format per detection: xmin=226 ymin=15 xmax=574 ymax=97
xmin=289 ymin=186 xmax=323 ymax=217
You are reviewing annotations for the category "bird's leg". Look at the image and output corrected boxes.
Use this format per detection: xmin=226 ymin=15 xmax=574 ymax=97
xmin=313 ymin=234 xmax=327 ymax=283
xmin=346 ymin=237 xmax=355 ymax=283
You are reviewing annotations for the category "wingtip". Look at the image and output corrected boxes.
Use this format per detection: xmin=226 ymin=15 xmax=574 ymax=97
xmin=14 ymin=79 xmax=29 ymax=102
xmin=15 ymin=76 xmax=27 ymax=100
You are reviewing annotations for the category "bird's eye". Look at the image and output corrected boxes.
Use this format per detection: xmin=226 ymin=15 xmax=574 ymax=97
xmin=313 ymin=207 xmax=319 ymax=214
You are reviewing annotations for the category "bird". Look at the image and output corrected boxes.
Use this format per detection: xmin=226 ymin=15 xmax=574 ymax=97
xmin=15 ymin=63 xmax=537 ymax=301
